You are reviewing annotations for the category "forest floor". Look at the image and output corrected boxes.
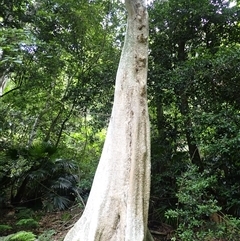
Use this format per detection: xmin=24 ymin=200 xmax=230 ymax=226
xmin=0 ymin=204 xmax=82 ymax=240
xmin=0 ymin=205 xmax=172 ymax=240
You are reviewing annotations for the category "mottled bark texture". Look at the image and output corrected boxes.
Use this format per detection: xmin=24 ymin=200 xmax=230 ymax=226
xmin=64 ymin=0 xmax=153 ymax=240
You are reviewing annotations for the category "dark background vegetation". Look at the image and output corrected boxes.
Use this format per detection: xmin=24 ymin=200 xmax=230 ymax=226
xmin=0 ymin=0 xmax=240 ymax=240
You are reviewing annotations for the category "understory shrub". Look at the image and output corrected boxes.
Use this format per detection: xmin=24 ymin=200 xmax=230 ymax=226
xmin=37 ymin=229 xmax=56 ymax=241
xmin=16 ymin=219 xmax=38 ymax=229
xmin=15 ymin=208 xmax=35 ymax=220
xmin=0 ymin=225 xmax=12 ymax=234
xmin=165 ymin=164 xmax=240 ymax=240
xmin=3 ymin=231 xmax=36 ymax=241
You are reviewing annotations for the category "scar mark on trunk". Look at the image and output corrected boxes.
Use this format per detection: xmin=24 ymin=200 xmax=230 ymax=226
xmin=137 ymin=56 xmax=147 ymax=68
xmin=140 ymin=86 xmax=147 ymax=97
xmin=137 ymin=34 xmax=148 ymax=43
xmin=135 ymin=54 xmax=147 ymax=73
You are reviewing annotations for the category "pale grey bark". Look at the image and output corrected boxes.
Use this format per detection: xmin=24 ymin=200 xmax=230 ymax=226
xmin=64 ymin=0 xmax=153 ymax=240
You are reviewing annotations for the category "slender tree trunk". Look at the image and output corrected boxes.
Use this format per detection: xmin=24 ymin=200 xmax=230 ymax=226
xmin=11 ymin=176 xmax=30 ymax=205
xmin=156 ymin=97 xmax=165 ymax=140
xmin=180 ymin=93 xmax=203 ymax=171
xmin=177 ymin=40 xmax=203 ymax=170
xmin=64 ymin=0 xmax=153 ymax=240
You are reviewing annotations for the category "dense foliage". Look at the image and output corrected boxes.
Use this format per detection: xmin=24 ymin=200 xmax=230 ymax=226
xmin=1 ymin=0 xmax=240 ymax=240
xmin=0 ymin=0 xmax=122 ymax=210
xmin=148 ymin=0 xmax=240 ymax=239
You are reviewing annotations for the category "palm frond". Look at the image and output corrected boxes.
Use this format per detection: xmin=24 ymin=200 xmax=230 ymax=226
xmin=51 ymin=177 xmax=73 ymax=190
xmin=53 ymin=195 xmax=71 ymax=210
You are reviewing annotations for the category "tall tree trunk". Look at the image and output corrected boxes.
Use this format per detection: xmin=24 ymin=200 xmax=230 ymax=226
xmin=64 ymin=0 xmax=153 ymax=240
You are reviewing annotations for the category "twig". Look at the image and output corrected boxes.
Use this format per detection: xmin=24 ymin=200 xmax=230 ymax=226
xmin=150 ymin=230 xmax=168 ymax=236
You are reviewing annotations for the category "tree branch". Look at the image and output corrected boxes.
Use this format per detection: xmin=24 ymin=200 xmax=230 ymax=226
xmin=0 ymin=86 xmax=21 ymax=98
